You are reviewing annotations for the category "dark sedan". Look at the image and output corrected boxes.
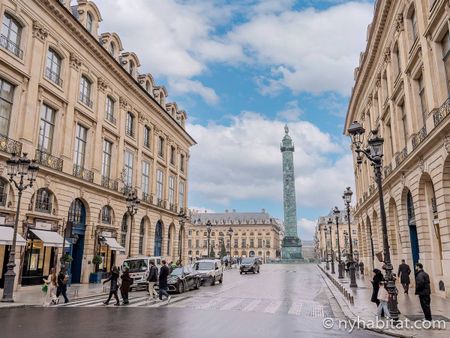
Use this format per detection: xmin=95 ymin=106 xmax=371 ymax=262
xmin=166 ymin=267 xmax=201 ymax=293
xmin=240 ymin=258 xmax=260 ymax=274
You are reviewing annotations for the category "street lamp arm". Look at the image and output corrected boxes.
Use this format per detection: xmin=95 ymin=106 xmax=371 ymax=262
xmin=355 ymin=148 xmax=373 ymax=162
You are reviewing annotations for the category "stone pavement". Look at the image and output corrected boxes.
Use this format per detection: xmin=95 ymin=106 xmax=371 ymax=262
xmin=318 ymin=263 xmax=450 ymax=337
xmin=0 ymin=282 xmax=107 ymax=307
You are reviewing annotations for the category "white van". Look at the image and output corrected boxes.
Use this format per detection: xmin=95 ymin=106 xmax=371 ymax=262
xmin=122 ymin=256 xmax=162 ymax=290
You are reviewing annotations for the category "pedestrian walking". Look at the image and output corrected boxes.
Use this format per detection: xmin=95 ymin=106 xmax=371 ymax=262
xmin=371 ymin=269 xmax=384 ymax=317
xmin=376 ymin=281 xmax=391 ymax=319
xmin=103 ymin=266 xmax=120 ymax=306
xmin=120 ymin=268 xmax=132 ymax=305
xmin=43 ymin=268 xmax=58 ymax=306
xmin=147 ymin=259 xmax=158 ymax=299
xmin=359 ymin=261 xmax=364 ymax=275
xmin=415 ymin=263 xmax=432 ymax=321
xmin=397 ymin=259 xmax=411 ymax=294
xmin=56 ymin=266 xmax=69 ymax=303
xmin=158 ymin=260 xmax=171 ymax=303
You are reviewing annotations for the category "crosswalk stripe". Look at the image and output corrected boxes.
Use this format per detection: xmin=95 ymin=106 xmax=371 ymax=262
xmin=194 ymin=296 xmax=225 ymax=310
xmin=288 ymin=302 xmax=302 ymax=315
xmin=219 ymin=298 xmax=243 ymax=311
xmin=242 ymin=299 xmax=261 ymax=312
xmin=263 ymin=300 xmax=283 ymax=314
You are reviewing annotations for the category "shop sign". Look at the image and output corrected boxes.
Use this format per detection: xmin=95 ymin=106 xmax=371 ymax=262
xmin=35 ymin=221 xmax=52 ymax=231
xmin=101 ymin=231 xmax=113 ymax=238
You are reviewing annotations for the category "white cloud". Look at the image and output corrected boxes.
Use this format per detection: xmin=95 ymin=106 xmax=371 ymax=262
xmin=297 ymin=218 xmax=317 ymax=240
xmin=276 ymin=100 xmax=303 ymax=121
xmin=187 ymin=113 xmax=353 ymax=209
xmin=169 ymin=78 xmax=220 ymax=105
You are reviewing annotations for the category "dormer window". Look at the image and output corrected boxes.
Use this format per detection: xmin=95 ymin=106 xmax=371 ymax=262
xmin=86 ymin=12 xmax=93 ymax=33
xmin=129 ymin=61 xmax=135 ymax=76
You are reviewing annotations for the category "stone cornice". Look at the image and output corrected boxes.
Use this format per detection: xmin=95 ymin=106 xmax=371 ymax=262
xmin=37 ymin=0 xmax=196 ymax=146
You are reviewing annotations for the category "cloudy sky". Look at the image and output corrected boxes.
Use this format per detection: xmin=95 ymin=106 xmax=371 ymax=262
xmin=93 ymin=0 xmax=374 ymax=239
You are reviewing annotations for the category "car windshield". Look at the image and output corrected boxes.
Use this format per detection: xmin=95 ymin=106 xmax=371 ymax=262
xmin=195 ymin=261 xmax=215 ymax=270
xmin=242 ymin=258 xmax=254 ymax=264
xmin=123 ymin=259 xmax=148 ymax=272
xmin=171 ymin=267 xmax=184 ymax=276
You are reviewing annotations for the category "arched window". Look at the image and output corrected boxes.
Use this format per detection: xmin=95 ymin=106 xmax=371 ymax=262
xmin=35 ymin=188 xmax=52 ymax=213
xmin=1 ymin=13 xmax=23 ymax=57
xmin=167 ymin=227 xmax=171 ymax=255
xmin=86 ymin=12 xmax=93 ymax=33
xmin=68 ymin=199 xmax=85 ymax=224
xmin=101 ymin=205 xmax=112 ymax=224
xmin=0 ymin=178 xmax=7 ymax=206
xmin=46 ymin=48 xmax=62 ymax=86
xmin=154 ymin=221 xmax=163 ymax=256
xmin=139 ymin=219 xmax=145 ymax=254
xmin=109 ymin=42 xmax=115 ymax=57
xmin=121 ymin=214 xmax=129 ymax=247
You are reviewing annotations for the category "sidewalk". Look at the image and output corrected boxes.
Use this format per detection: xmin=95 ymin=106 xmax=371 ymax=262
xmin=318 ymin=264 xmax=450 ymax=338
xmin=0 ymin=282 xmax=107 ymax=308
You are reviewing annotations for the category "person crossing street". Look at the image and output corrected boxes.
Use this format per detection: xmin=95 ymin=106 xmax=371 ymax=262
xmin=103 ymin=266 xmax=120 ymax=306
xmin=147 ymin=260 xmax=158 ymax=300
xmin=158 ymin=260 xmax=171 ymax=303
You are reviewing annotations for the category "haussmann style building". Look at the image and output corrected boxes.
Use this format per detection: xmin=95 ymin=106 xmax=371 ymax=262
xmin=344 ymin=0 xmax=450 ymax=298
xmin=0 ymin=0 xmax=196 ymax=288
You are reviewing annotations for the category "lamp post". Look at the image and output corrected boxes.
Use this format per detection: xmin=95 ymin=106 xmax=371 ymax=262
xmin=327 ymin=218 xmax=335 ymax=274
xmin=227 ymin=226 xmax=233 ymax=263
xmin=1 ymin=153 xmax=39 ymax=303
xmin=125 ymin=190 xmax=140 ymax=258
xmin=178 ymin=209 xmax=188 ymax=264
xmin=348 ymin=122 xmax=399 ymax=320
xmin=343 ymin=187 xmax=357 ymax=287
xmin=206 ymin=220 xmax=212 ymax=258
xmin=324 ymin=225 xmax=330 ymax=270
xmin=333 ymin=207 xmax=344 ymax=279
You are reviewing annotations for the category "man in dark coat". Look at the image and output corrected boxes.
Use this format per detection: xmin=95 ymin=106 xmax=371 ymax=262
xmin=359 ymin=261 xmax=364 ymax=275
xmin=120 ymin=268 xmax=133 ymax=305
xmin=56 ymin=267 xmax=69 ymax=303
xmin=398 ymin=259 xmax=411 ymax=294
xmin=103 ymin=266 xmax=120 ymax=305
xmin=147 ymin=260 xmax=158 ymax=299
xmin=371 ymin=269 xmax=384 ymax=316
xmin=158 ymin=260 xmax=171 ymax=303
xmin=415 ymin=263 xmax=432 ymax=321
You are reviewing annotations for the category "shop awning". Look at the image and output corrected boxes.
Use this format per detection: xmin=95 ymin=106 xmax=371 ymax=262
xmin=104 ymin=237 xmax=125 ymax=252
xmin=0 ymin=226 xmax=26 ymax=246
xmin=29 ymin=229 xmax=70 ymax=248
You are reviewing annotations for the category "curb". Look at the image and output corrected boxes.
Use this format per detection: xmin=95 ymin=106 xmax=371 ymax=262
xmin=317 ymin=265 xmax=414 ymax=338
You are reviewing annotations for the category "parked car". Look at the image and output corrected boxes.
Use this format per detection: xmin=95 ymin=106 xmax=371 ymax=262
xmin=192 ymin=259 xmax=223 ymax=286
xmin=240 ymin=257 xmax=260 ymax=274
xmin=122 ymin=256 xmax=162 ymax=290
xmin=155 ymin=266 xmax=200 ymax=294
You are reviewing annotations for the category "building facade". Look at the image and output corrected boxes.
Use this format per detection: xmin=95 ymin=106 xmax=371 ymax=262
xmin=0 ymin=0 xmax=195 ymax=287
xmin=345 ymin=0 xmax=450 ymax=297
xmin=187 ymin=210 xmax=283 ymax=261
xmin=315 ymin=210 xmax=358 ymax=264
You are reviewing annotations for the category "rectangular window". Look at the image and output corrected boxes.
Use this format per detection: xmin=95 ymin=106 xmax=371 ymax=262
xmin=178 ymin=181 xmax=185 ymax=208
xmin=46 ymin=49 xmax=62 ymax=86
xmin=0 ymin=78 xmax=14 ymax=136
xmin=124 ymin=150 xmax=134 ymax=187
xmin=79 ymin=76 xmax=92 ymax=107
xmin=180 ymin=154 xmax=185 ymax=172
xmin=168 ymin=176 xmax=175 ymax=205
xmin=170 ymin=146 xmax=175 ymax=165
xmin=250 ymin=239 xmax=254 ymax=248
xmin=102 ymin=140 xmax=112 ymax=178
xmin=442 ymin=32 xmax=450 ymax=95
xmin=1 ymin=14 xmax=22 ymax=58
xmin=105 ymin=96 xmax=115 ymax=123
xmin=399 ymin=102 xmax=408 ymax=146
xmin=38 ymin=104 xmax=56 ymax=153
xmin=241 ymin=239 xmax=246 ymax=248
xmin=411 ymin=9 xmax=418 ymax=42
xmin=188 ymin=239 xmax=192 ymax=249
xmin=144 ymin=126 xmax=151 ymax=148
xmin=418 ymin=74 xmax=427 ymax=125
xmin=234 ymin=239 xmax=238 ymax=248
xmin=141 ymin=161 xmax=150 ymax=196
xmin=258 ymin=239 xmax=262 ymax=248
xmin=156 ymin=169 xmax=164 ymax=202
xmin=196 ymin=239 xmax=199 ymax=248
xmin=73 ymin=124 xmax=87 ymax=167
xmin=158 ymin=136 xmax=164 ymax=157
xmin=126 ymin=112 xmax=134 ymax=137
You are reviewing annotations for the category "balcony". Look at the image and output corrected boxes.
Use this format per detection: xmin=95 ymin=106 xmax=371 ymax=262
xmin=169 ymin=203 xmax=177 ymax=212
xmin=433 ymin=98 xmax=450 ymax=127
xmin=0 ymin=34 xmax=23 ymax=59
xmin=395 ymin=147 xmax=408 ymax=167
xmin=156 ymin=198 xmax=164 ymax=208
xmin=0 ymin=134 xmax=22 ymax=155
xmin=411 ymin=126 xmax=427 ymax=149
xmin=79 ymin=93 xmax=93 ymax=108
xmin=44 ymin=67 xmax=63 ymax=87
xmin=122 ymin=185 xmax=134 ymax=195
xmin=73 ymin=165 xmax=94 ymax=183
xmin=125 ymin=126 xmax=134 ymax=138
xmin=0 ymin=193 xmax=7 ymax=207
xmin=105 ymin=114 xmax=117 ymax=125
xmin=35 ymin=149 xmax=63 ymax=171
xmin=141 ymin=192 xmax=152 ymax=204
xmin=101 ymin=176 xmax=118 ymax=191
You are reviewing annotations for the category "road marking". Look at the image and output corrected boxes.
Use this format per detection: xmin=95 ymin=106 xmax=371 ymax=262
xmin=287 ymin=302 xmax=302 ymax=315
xmin=241 ymin=299 xmax=261 ymax=312
xmin=195 ymin=296 xmax=226 ymax=310
xmin=219 ymin=298 xmax=244 ymax=311
xmin=263 ymin=300 xmax=283 ymax=314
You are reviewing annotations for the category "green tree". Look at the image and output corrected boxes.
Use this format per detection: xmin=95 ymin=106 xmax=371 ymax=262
xmin=209 ymin=247 xmax=216 ymax=258
xmin=219 ymin=240 xmax=227 ymax=258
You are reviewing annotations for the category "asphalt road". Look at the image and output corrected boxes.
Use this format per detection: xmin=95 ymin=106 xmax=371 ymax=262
xmin=0 ymin=264 xmax=388 ymax=338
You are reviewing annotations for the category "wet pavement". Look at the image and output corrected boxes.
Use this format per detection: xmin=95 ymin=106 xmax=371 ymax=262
xmin=0 ymin=264 xmax=388 ymax=338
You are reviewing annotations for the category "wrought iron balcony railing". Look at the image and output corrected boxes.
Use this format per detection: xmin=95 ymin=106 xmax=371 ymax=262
xmin=433 ymin=98 xmax=450 ymax=127
xmin=35 ymin=149 xmax=63 ymax=171
xmin=141 ymin=192 xmax=152 ymax=204
xmin=0 ymin=134 xmax=22 ymax=155
xmin=395 ymin=147 xmax=408 ymax=167
xmin=0 ymin=34 xmax=23 ymax=59
xmin=101 ymin=176 xmax=118 ymax=191
xmin=411 ymin=126 xmax=427 ymax=149
xmin=105 ymin=114 xmax=117 ymax=125
xmin=45 ymin=67 xmax=63 ymax=87
xmin=73 ymin=165 xmax=94 ymax=183
xmin=79 ymin=93 xmax=93 ymax=108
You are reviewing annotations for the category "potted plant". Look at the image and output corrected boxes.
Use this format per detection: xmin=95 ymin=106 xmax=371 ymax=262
xmin=89 ymin=255 xmax=103 ymax=283
xmin=61 ymin=253 xmax=73 ymax=264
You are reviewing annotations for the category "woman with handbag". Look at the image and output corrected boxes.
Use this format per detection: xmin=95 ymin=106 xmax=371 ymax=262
xmin=376 ymin=281 xmax=391 ymax=319
xmin=43 ymin=268 xmax=58 ymax=306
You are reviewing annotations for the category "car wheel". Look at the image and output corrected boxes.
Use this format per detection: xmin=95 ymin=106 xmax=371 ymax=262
xmin=178 ymin=282 xmax=185 ymax=294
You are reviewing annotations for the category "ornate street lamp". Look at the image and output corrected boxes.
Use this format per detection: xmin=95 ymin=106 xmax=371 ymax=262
xmin=343 ymin=187 xmax=357 ymax=287
xmin=323 ymin=225 xmax=330 ymax=271
xmin=178 ymin=209 xmax=189 ymax=264
xmin=1 ymin=153 xmax=39 ymax=303
xmin=227 ymin=226 xmax=233 ymax=262
xmin=206 ymin=220 xmax=212 ymax=258
xmin=327 ymin=218 xmax=335 ymax=274
xmin=125 ymin=189 xmax=140 ymax=258
xmin=333 ymin=206 xmax=344 ymax=279
xmin=348 ymin=122 xmax=399 ymax=320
